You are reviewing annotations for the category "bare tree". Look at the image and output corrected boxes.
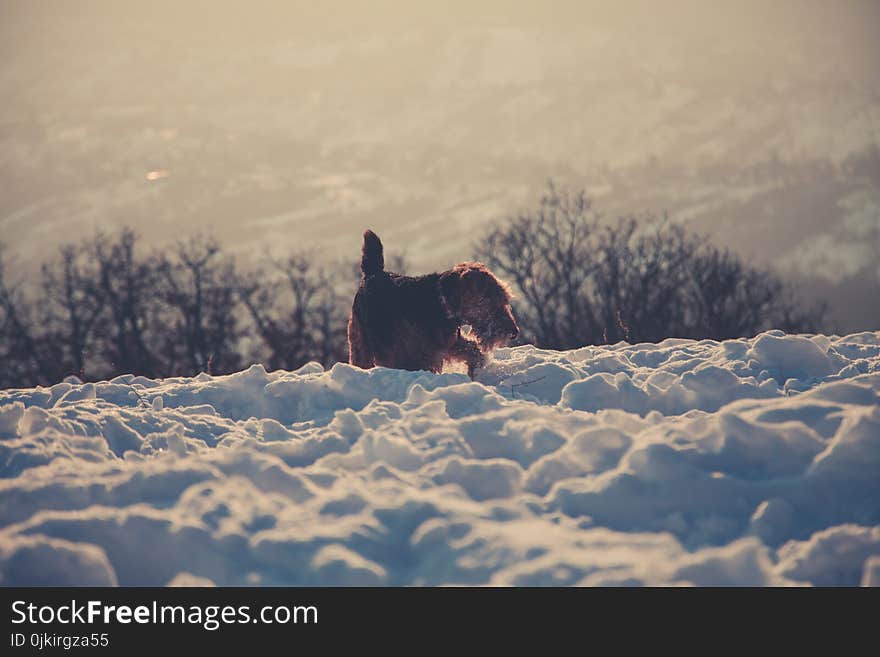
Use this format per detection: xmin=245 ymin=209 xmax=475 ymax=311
xmin=476 ymin=182 xmax=826 ymax=348
xmin=477 ymin=184 xmax=601 ymax=349
xmin=38 ymin=242 xmax=106 ymax=380
xmin=0 ymin=246 xmax=48 ymax=387
xmin=237 ymin=254 xmax=348 ymax=370
xmin=156 ymin=236 xmax=242 ymax=375
xmin=90 ymin=229 xmax=162 ymax=377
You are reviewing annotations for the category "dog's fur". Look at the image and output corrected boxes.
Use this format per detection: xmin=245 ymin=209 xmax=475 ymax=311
xmin=348 ymin=230 xmax=518 ymax=378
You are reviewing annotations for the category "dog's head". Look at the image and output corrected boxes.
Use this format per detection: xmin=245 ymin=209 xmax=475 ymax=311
xmin=440 ymin=262 xmax=519 ymax=350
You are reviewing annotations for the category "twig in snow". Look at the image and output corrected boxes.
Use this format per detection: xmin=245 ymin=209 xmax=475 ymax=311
xmin=507 ymin=375 xmax=546 ymax=399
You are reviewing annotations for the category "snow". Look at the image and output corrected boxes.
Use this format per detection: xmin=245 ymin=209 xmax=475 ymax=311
xmin=1 ymin=330 xmax=879 ymax=586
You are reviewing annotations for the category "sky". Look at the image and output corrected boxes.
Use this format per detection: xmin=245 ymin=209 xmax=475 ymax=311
xmin=1 ymin=0 xmax=879 ymax=330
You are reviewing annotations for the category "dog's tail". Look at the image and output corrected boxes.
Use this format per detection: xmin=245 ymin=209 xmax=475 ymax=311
xmin=361 ymin=229 xmax=384 ymax=277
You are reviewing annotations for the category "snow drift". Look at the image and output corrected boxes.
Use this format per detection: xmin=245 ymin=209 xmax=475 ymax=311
xmin=1 ymin=329 xmax=879 ymax=586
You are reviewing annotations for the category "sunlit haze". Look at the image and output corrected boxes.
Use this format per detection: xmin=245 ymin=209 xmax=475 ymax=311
xmin=2 ymin=0 xmax=879 ymax=330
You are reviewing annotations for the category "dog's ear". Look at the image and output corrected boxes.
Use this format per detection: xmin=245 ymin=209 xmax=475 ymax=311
xmin=458 ymin=264 xmax=502 ymax=301
xmin=439 ymin=270 xmax=462 ymax=317
xmin=458 ymin=263 xmax=486 ymax=284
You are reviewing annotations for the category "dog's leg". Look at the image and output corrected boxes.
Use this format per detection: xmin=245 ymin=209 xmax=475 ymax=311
xmin=447 ymin=333 xmax=485 ymax=379
xmin=347 ymin=313 xmax=375 ymax=368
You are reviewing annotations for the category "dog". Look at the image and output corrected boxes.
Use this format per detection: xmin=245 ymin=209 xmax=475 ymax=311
xmin=347 ymin=230 xmax=518 ymax=378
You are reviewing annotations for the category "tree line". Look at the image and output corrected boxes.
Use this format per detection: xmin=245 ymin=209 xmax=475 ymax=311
xmin=475 ymin=183 xmax=824 ymax=349
xmin=0 ymin=230 xmax=351 ymax=388
xmin=0 ymin=184 xmax=825 ymax=388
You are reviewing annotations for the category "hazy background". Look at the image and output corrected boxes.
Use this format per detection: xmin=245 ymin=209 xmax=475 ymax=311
xmin=2 ymin=0 xmax=878 ymax=332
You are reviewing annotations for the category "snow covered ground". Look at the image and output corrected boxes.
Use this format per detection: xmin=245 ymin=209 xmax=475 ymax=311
xmin=1 ymin=330 xmax=879 ymax=586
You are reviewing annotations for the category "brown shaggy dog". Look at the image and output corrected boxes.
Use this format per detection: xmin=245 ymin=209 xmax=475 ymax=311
xmin=348 ymin=230 xmax=518 ymax=378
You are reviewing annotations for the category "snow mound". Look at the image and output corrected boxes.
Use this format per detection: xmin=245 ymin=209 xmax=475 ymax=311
xmin=1 ymin=330 xmax=879 ymax=586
